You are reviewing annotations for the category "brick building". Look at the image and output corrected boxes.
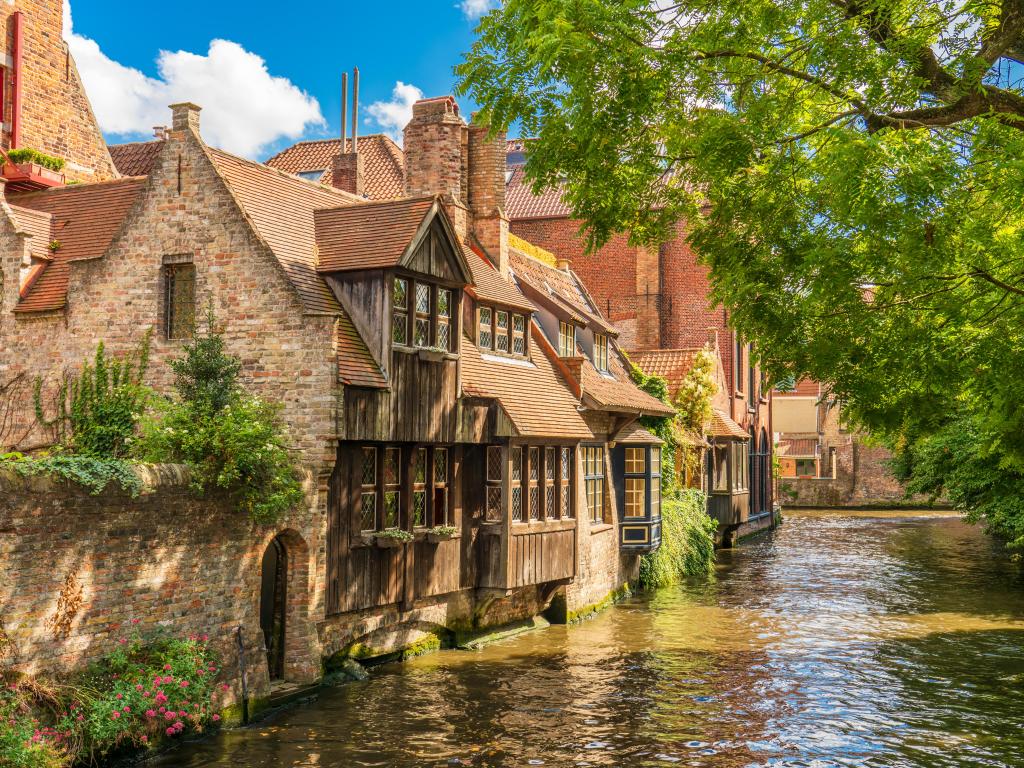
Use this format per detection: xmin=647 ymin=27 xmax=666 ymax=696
xmin=1 ymin=25 xmax=677 ymax=706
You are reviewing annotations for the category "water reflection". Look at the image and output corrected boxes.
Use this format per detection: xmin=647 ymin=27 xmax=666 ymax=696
xmin=156 ymin=511 xmax=1024 ymax=767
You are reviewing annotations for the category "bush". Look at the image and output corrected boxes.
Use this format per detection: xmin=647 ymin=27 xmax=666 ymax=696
xmin=6 ymin=148 xmax=65 ymax=172
xmin=135 ymin=317 xmax=304 ymax=524
xmin=637 ymin=491 xmax=717 ymax=590
xmin=0 ymin=630 xmax=223 ymax=767
xmin=33 ymin=334 xmax=151 ymax=458
xmin=0 ymin=453 xmax=141 ymax=496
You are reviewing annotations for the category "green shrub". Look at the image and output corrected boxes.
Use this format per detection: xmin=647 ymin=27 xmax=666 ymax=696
xmin=0 ymin=453 xmax=141 ymax=496
xmin=0 ymin=630 xmax=222 ymax=767
xmin=135 ymin=318 xmax=304 ymax=524
xmin=6 ymin=148 xmax=65 ymax=172
xmin=33 ymin=333 xmax=151 ymax=458
xmin=637 ymin=491 xmax=717 ymax=590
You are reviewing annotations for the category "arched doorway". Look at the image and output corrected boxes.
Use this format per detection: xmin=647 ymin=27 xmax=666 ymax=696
xmin=259 ymin=536 xmax=287 ymax=681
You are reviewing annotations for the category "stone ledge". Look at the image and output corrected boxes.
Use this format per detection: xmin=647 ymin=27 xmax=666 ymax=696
xmin=0 ymin=462 xmax=192 ymax=496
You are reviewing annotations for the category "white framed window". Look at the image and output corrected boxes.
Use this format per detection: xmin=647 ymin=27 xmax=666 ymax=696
xmin=594 ymin=333 xmax=609 ymax=372
xmin=559 ymin=321 xmax=576 ymax=357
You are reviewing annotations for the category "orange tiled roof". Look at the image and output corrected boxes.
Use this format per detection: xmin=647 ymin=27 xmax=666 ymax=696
xmin=461 ymin=326 xmax=594 ymax=440
xmin=504 ymin=163 xmax=571 ymax=220
xmin=579 ymin=355 xmax=675 ymax=417
xmin=775 ymin=378 xmax=821 ymax=397
xmin=264 ymin=136 xmax=406 ymax=200
xmin=206 ymin=146 xmax=362 ymax=314
xmin=614 ymin=422 xmax=664 ymax=444
xmin=508 ymin=246 xmax=616 ymax=335
xmin=109 ymin=140 xmax=165 ymax=177
xmin=10 ymin=177 xmax=148 ymax=313
xmin=337 ymin=313 xmax=387 ymax=388
xmin=632 ymin=348 xmax=703 ymax=395
xmin=778 ymin=438 xmax=818 ymax=457
xmin=711 ymin=408 xmax=749 ymax=440
xmin=462 ymin=243 xmax=536 ymax=312
xmin=314 ymin=196 xmax=435 ymax=273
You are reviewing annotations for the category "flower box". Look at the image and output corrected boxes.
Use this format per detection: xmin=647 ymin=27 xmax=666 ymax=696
xmin=3 ymin=161 xmax=65 ymax=186
xmin=425 ymin=527 xmax=459 ymax=544
xmin=417 ymin=348 xmax=447 ymax=363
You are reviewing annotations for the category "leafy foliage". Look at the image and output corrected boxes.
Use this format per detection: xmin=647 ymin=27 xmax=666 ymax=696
xmin=1 ymin=629 xmax=222 ymax=767
xmin=135 ymin=320 xmax=303 ymax=524
xmin=674 ymin=348 xmax=717 ymax=435
xmin=458 ymin=0 xmax=1024 ymax=547
xmin=34 ymin=333 xmax=151 ymax=458
xmin=628 ymin=364 xmax=678 ymax=491
xmin=637 ymin=492 xmax=717 ymax=590
xmin=0 ymin=453 xmax=141 ymax=496
xmin=6 ymin=148 xmax=65 ymax=172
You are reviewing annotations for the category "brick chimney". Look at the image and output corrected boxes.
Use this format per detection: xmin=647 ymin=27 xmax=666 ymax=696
xmin=467 ymin=113 xmax=509 ymax=277
xmin=403 ymin=96 xmax=469 ymax=237
xmin=170 ymin=103 xmax=202 ymax=135
xmin=332 ymin=151 xmax=364 ymax=196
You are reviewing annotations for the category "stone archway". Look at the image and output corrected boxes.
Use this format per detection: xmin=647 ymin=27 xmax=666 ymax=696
xmin=257 ymin=529 xmax=317 ymax=684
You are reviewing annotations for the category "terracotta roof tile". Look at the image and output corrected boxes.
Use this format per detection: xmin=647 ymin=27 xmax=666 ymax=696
xmin=508 ymin=246 xmax=616 ymax=334
xmin=337 ymin=312 xmax=387 ymax=388
xmin=778 ymin=438 xmax=818 ymax=457
xmin=9 ymin=204 xmax=53 ymax=257
xmin=711 ymin=408 xmax=749 ymax=440
xmin=264 ymin=136 xmax=406 ymax=200
xmin=206 ymin=146 xmax=362 ymax=314
xmin=463 ymin=243 xmax=536 ymax=312
xmin=632 ymin=348 xmax=703 ymax=395
xmin=579 ymin=355 xmax=675 ymax=416
xmin=461 ymin=326 xmax=594 ymax=440
xmin=614 ymin=422 xmax=664 ymax=444
xmin=108 ymin=140 xmax=165 ymax=177
xmin=775 ymin=378 xmax=821 ymax=397
xmin=505 ymin=164 xmax=571 ymax=220
xmin=314 ymin=196 xmax=435 ymax=273
xmin=10 ymin=177 xmax=148 ymax=313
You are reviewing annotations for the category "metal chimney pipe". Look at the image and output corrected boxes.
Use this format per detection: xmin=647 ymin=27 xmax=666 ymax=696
xmin=340 ymin=72 xmax=348 ymax=151
xmin=351 ymin=67 xmax=359 ymax=154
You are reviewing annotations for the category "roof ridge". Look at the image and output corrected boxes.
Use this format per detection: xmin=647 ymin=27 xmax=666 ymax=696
xmin=206 ymin=145 xmax=362 ymax=203
xmin=7 ymin=175 xmax=147 ymax=198
xmin=316 ymin=194 xmax=433 ymax=213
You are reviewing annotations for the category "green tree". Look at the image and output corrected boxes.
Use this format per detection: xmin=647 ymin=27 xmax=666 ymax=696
xmin=459 ymin=0 xmax=1024 ymax=549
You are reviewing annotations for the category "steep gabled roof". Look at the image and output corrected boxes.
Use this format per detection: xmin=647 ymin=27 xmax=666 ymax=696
xmin=109 ymin=140 xmax=165 ymax=177
xmin=509 ymin=246 xmax=617 ymax=335
xmin=264 ymin=136 xmax=406 ymax=199
xmin=614 ymin=422 xmax=664 ymax=444
xmin=632 ymin=348 xmax=703 ymax=395
xmin=504 ymin=163 xmax=571 ymax=220
xmin=462 ymin=242 xmax=536 ymax=312
xmin=461 ymin=325 xmax=594 ymax=440
xmin=10 ymin=177 xmax=148 ymax=313
xmin=206 ymin=146 xmax=362 ymax=314
xmin=711 ymin=408 xmax=749 ymax=440
xmin=337 ymin=313 xmax=387 ymax=388
xmin=579 ymin=354 xmax=675 ymax=417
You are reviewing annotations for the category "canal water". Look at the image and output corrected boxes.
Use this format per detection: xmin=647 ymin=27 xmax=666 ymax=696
xmin=157 ymin=510 xmax=1024 ymax=767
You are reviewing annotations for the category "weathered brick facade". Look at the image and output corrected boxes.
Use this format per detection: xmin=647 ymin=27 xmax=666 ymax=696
xmin=0 ymin=0 xmax=116 ymax=181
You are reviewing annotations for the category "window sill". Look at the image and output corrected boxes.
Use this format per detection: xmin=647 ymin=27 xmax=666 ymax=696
xmin=589 ymin=522 xmax=614 ymax=535
xmin=511 ymin=518 xmax=577 ymax=533
xmin=392 ymin=344 xmax=459 ymax=362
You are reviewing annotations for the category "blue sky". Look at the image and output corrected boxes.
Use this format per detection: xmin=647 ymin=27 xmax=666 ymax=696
xmin=66 ymin=0 xmax=495 ymax=160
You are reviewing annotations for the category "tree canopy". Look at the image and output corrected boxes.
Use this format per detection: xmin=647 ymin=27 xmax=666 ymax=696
xmin=457 ymin=0 xmax=1024 ymax=548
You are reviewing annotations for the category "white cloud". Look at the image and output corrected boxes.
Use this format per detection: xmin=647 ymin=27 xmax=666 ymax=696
xmin=460 ymin=0 xmax=499 ymax=20
xmin=63 ymin=1 xmax=323 ymax=158
xmin=366 ymin=82 xmax=424 ymax=144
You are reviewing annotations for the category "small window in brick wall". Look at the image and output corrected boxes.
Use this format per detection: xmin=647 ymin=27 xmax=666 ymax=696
xmin=162 ymin=255 xmax=196 ymax=340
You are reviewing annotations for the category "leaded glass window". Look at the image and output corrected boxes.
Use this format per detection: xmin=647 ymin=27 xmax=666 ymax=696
xmin=583 ymin=445 xmax=605 ymax=524
xmin=496 ymin=311 xmax=509 ymax=352
xmin=437 ymin=289 xmax=452 ymax=351
xmin=164 ymin=262 xmax=196 ymax=340
xmin=393 ymin=278 xmax=409 ymax=345
xmin=414 ymin=283 xmax=431 ymax=347
xmin=512 ymin=314 xmax=526 ymax=356
xmin=479 ymin=307 xmax=493 ymax=349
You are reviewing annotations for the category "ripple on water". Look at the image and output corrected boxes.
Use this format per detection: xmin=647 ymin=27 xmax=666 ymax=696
xmin=153 ymin=511 xmax=1024 ymax=768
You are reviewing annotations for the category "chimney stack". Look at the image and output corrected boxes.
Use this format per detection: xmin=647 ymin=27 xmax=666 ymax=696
xmin=467 ymin=112 xmax=509 ymax=277
xmin=332 ymin=69 xmax=364 ymax=196
xmin=169 ymin=103 xmax=201 ymax=135
xmin=557 ymin=257 xmax=570 ymax=271
xmin=403 ymin=96 xmax=469 ymax=236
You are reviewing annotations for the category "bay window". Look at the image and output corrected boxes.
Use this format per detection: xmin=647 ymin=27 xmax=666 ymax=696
xmin=392 ymin=276 xmax=458 ymax=352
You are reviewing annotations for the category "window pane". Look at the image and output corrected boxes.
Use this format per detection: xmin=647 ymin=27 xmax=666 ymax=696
xmin=652 ymin=447 xmax=662 ymax=475
xmin=545 ymin=486 xmax=554 ymax=516
xmin=496 ymin=328 xmax=509 ymax=352
xmin=560 ymin=484 xmax=571 ymax=518
xmin=437 ymin=320 xmax=451 ymax=351
xmin=625 ymin=447 xmax=646 ymax=474
xmin=384 ymin=448 xmax=400 ymax=485
xmin=486 ymin=486 xmax=503 ymax=522
xmin=415 ymin=448 xmax=426 ymax=484
xmin=360 ymin=492 xmax=377 ymax=531
xmin=479 ymin=307 xmax=492 ymax=349
xmin=413 ymin=491 xmax=426 ymax=527
xmin=393 ymin=278 xmax=408 ymax=308
xmin=651 ymin=484 xmax=661 ymax=517
xmin=513 ymin=314 xmax=525 ymax=332
xmin=415 ymin=283 xmax=430 ymax=314
xmin=361 ymin=447 xmax=376 ymax=486
xmin=545 ymin=448 xmax=555 ymax=480
xmin=529 ymin=447 xmax=539 ymax=481
xmin=561 ymin=448 xmax=570 ymax=480
xmin=511 ymin=487 xmax=523 ymax=522
xmin=414 ymin=317 xmax=430 ymax=347
xmin=434 ymin=448 xmax=448 ymax=484
xmin=529 ymin=487 xmax=540 ymax=520
xmin=438 ymin=289 xmax=451 ymax=318
xmin=393 ymin=311 xmax=408 ymax=345
xmin=625 ymin=477 xmax=646 ymax=518
xmin=487 ymin=446 xmax=503 ymax=482
xmin=165 ymin=263 xmax=196 ymax=340
xmin=384 ymin=491 xmax=400 ymax=528
xmin=511 ymin=447 xmax=522 ymax=481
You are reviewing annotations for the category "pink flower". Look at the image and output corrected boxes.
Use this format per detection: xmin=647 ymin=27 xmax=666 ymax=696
xmin=164 ymin=711 xmax=176 ymax=721
xmin=123 ymin=706 xmax=130 ymax=713
xmin=155 ymin=692 xmax=168 ymax=704
xmin=201 ymin=634 xmax=208 ymax=642
xmin=179 ymin=680 xmax=189 ymax=688
xmin=119 ymin=638 xmax=127 ymax=645
xmin=140 ymin=735 xmax=148 ymax=744
xmin=159 ymin=707 xmax=166 ymax=713
xmin=115 ymin=693 xmax=123 ymax=700
xmin=163 ymin=664 xmax=172 ymax=671
xmin=111 ymin=712 xmax=121 ymax=720
xmin=131 ymin=618 xmax=140 ymax=625
xmin=76 ymin=715 xmax=84 ymax=722
xmin=165 ymin=727 xmax=175 ymax=736
xmin=142 ymin=691 xmax=150 ymax=698
xmin=220 ymin=684 xmax=229 ymax=692
xmin=212 ymin=714 xmax=220 ymax=722
xmin=164 ymin=675 xmax=174 ymax=684
xmin=135 ymin=684 xmax=144 ymax=691
xmin=146 ymin=710 xmax=156 ymax=718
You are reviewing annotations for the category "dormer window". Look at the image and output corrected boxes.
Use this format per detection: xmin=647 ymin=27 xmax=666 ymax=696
xmin=478 ymin=304 xmax=529 ymax=359
xmin=558 ymin=321 xmax=576 ymax=357
xmin=392 ymin=276 xmax=458 ymax=352
xmin=594 ymin=333 xmax=609 ymax=372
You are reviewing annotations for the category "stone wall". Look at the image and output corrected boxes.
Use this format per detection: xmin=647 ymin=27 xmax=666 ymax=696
xmin=0 ymin=0 xmax=116 ymax=181
xmin=779 ymin=440 xmax=913 ymax=507
xmin=0 ymin=465 xmax=323 ymax=706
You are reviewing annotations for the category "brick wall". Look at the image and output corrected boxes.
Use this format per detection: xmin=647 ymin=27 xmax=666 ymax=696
xmin=0 ymin=465 xmax=322 ymax=703
xmin=1 ymin=1 xmax=116 ymax=181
